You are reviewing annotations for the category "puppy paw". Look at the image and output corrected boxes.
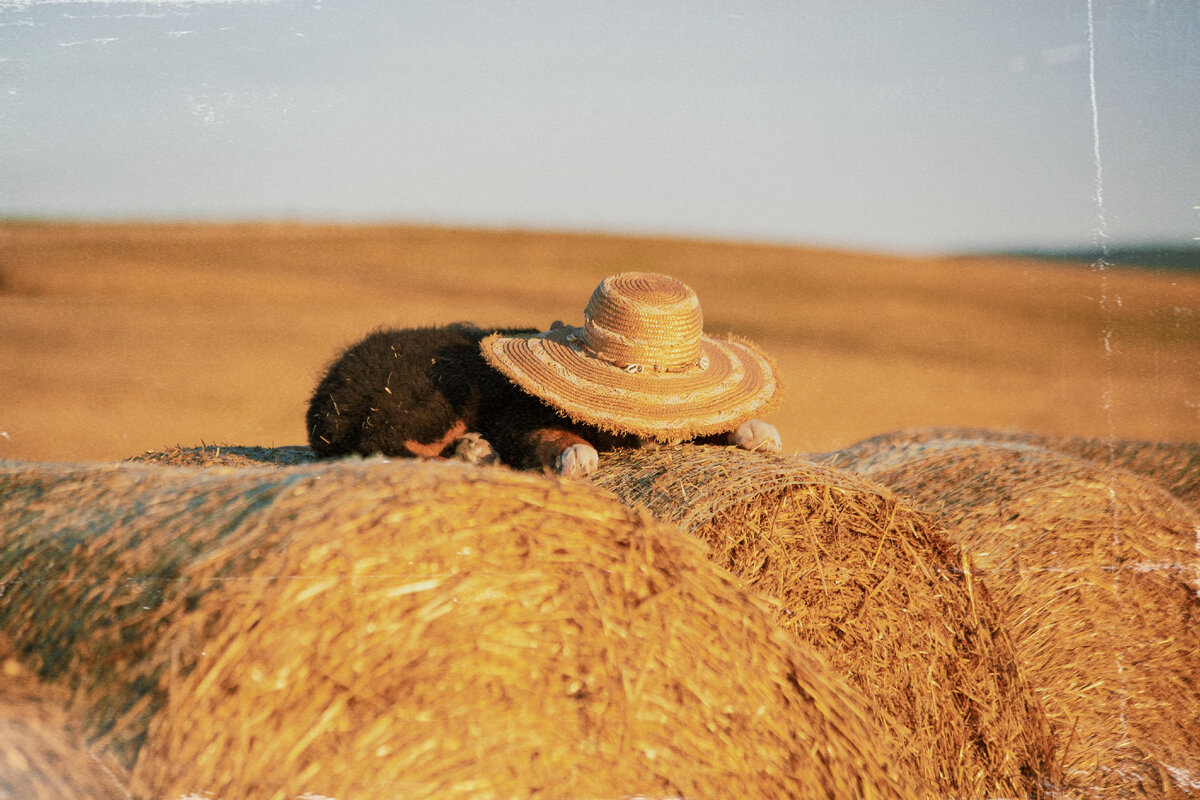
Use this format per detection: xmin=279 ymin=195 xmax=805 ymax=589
xmin=556 ymin=443 xmax=599 ymax=478
xmin=730 ymin=420 xmax=782 ymax=453
xmin=453 ymin=432 xmax=500 ymax=466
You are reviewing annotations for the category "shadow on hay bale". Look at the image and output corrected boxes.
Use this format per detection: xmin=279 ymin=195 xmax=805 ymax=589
xmin=822 ymin=436 xmax=1200 ymax=799
xmin=0 ymin=458 xmax=915 ymax=800
xmin=0 ymin=637 xmax=131 ymax=800
xmin=127 ymin=443 xmax=317 ymax=469
xmin=814 ymin=426 xmax=1200 ymax=511
xmin=587 ymin=446 xmax=1059 ymax=800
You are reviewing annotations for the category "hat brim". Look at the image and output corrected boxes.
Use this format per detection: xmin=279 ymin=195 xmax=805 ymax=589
xmin=480 ymin=326 xmax=781 ymax=441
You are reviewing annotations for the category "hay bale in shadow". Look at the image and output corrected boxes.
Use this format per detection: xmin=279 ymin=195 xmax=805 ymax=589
xmin=842 ymin=440 xmax=1200 ymax=799
xmin=127 ymin=443 xmax=316 ymax=468
xmin=587 ymin=446 xmax=1058 ymax=800
xmin=815 ymin=427 xmax=1200 ymax=510
xmin=0 ymin=458 xmax=914 ymax=800
xmin=0 ymin=638 xmax=131 ymax=800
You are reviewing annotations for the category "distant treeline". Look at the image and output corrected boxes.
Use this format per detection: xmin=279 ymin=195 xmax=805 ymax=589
xmin=995 ymin=245 xmax=1200 ymax=273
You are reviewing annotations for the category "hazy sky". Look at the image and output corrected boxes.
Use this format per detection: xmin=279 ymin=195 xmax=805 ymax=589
xmin=2 ymin=0 xmax=1198 ymax=254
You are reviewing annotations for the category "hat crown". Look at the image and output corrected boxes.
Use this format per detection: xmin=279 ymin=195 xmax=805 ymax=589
xmin=582 ymin=273 xmax=703 ymax=372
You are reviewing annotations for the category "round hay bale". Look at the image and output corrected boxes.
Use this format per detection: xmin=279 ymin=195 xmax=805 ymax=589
xmin=854 ymin=441 xmax=1200 ymax=799
xmin=1041 ymin=436 xmax=1200 ymax=511
xmin=815 ymin=427 xmax=1200 ymax=511
xmin=587 ymin=445 xmax=1059 ymax=800
xmin=0 ymin=458 xmax=915 ymax=800
xmin=810 ymin=427 xmax=1050 ymax=475
xmin=0 ymin=638 xmax=131 ymax=800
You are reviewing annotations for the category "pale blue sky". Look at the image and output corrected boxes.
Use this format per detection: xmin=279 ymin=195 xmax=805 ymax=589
xmin=2 ymin=0 xmax=1197 ymax=254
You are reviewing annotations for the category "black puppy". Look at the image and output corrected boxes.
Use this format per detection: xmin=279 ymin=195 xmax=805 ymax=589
xmin=307 ymin=324 xmax=781 ymax=476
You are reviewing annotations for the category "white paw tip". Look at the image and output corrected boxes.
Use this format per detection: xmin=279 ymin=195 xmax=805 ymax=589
xmin=454 ymin=432 xmax=499 ymax=465
xmin=733 ymin=420 xmax=782 ymax=453
xmin=557 ymin=443 xmax=599 ymax=478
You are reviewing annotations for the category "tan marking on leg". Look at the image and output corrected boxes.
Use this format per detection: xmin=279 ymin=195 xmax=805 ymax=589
xmin=404 ymin=419 xmax=467 ymax=458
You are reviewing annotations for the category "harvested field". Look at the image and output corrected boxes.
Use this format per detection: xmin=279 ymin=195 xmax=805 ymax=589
xmin=587 ymin=445 xmax=1058 ymax=799
xmin=0 ymin=457 xmax=914 ymax=800
xmin=0 ymin=638 xmax=131 ymax=800
xmin=3 ymin=221 xmax=1199 ymax=463
xmin=823 ymin=438 xmax=1200 ymax=798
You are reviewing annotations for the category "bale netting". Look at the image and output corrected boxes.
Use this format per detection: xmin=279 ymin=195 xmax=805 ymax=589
xmin=1042 ymin=436 xmax=1200 ymax=511
xmin=586 ymin=445 xmax=1059 ymax=800
xmin=858 ymin=441 xmax=1200 ymax=799
xmin=814 ymin=427 xmax=1200 ymax=511
xmin=0 ymin=637 xmax=131 ymax=800
xmin=0 ymin=458 xmax=915 ymax=800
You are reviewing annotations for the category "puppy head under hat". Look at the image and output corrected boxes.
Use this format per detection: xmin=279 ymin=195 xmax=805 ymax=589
xmin=480 ymin=272 xmax=781 ymax=441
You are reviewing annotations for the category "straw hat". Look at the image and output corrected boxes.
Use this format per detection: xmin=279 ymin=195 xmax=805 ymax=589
xmin=481 ymin=272 xmax=781 ymax=441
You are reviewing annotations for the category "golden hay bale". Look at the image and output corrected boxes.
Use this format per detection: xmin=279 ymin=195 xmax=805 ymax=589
xmin=0 ymin=638 xmax=131 ymax=800
xmin=816 ymin=427 xmax=1200 ymax=510
xmin=587 ymin=445 xmax=1059 ymax=800
xmin=835 ymin=439 xmax=1200 ymax=799
xmin=0 ymin=458 xmax=915 ymax=800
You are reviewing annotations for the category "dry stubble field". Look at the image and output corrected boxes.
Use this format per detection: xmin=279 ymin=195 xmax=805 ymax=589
xmin=1 ymin=221 xmax=1198 ymax=464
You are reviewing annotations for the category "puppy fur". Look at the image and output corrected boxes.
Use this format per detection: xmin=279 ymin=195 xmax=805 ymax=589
xmin=307 ymin=323 xmax=776 ymax=474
